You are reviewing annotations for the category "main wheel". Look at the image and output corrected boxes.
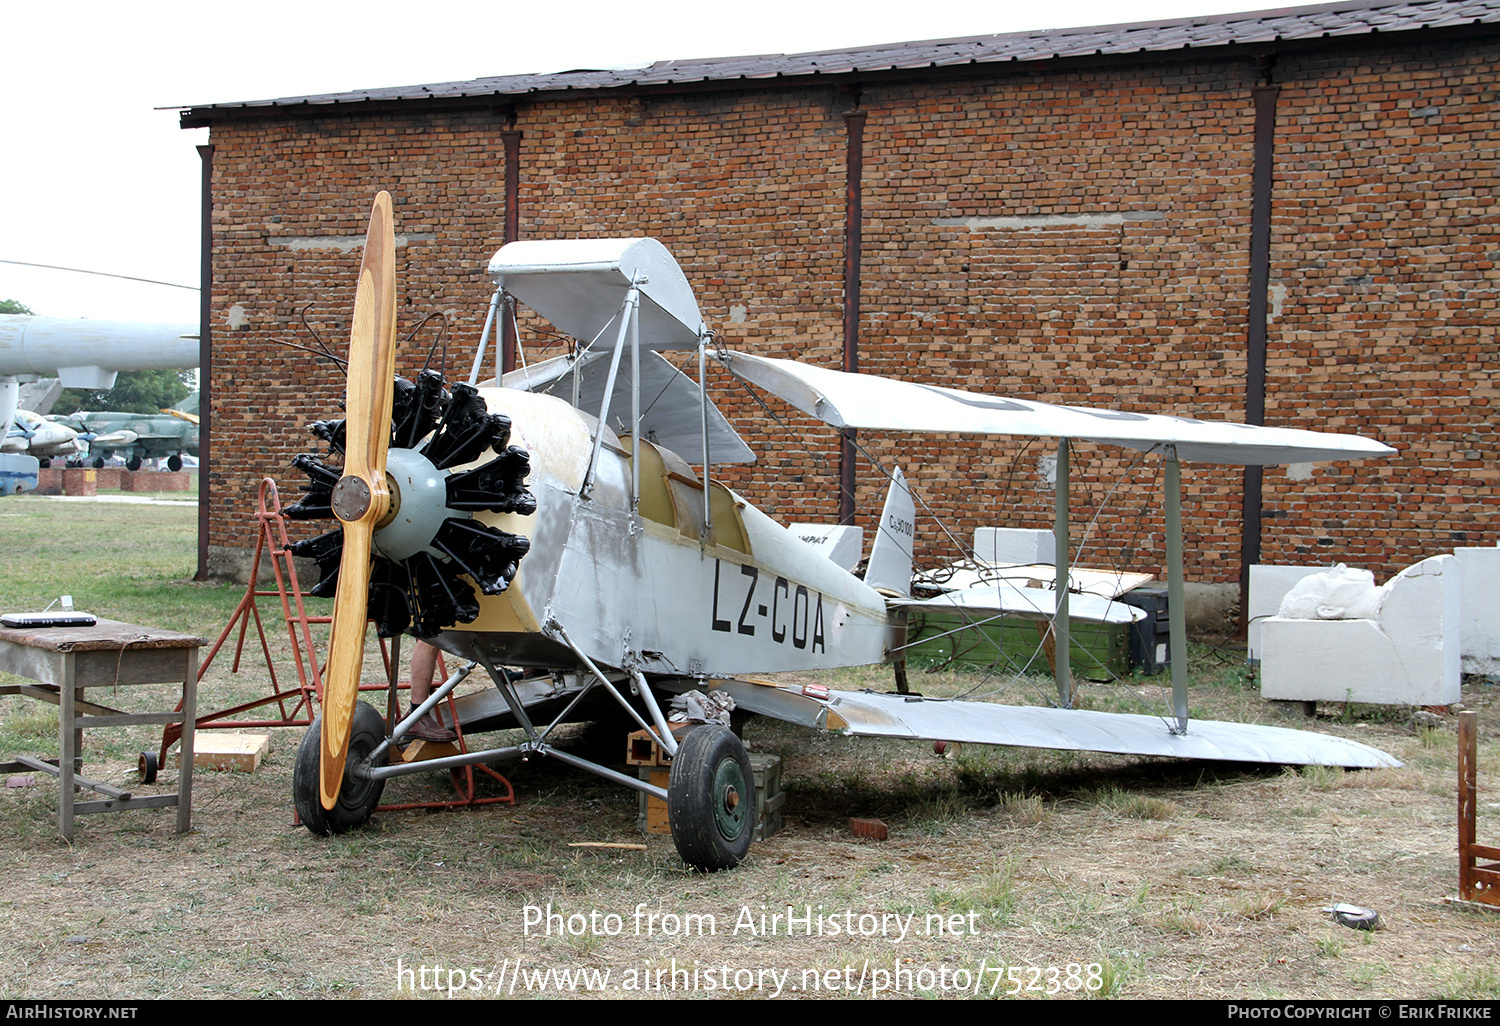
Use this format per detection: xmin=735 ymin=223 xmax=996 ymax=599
xmin=293 ymin=701 xmax=388 ymax=834
xmin=126 ymin=456 xmax=142 ymax=471
xmin=667 ymin=725 xmax=757 ymax=871
xmin=167 ymin=455 xmax=183 ymax=472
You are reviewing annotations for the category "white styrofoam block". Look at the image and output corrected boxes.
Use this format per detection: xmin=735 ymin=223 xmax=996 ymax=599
xmin=1454 ymin=547 xmax=1500 ymax=673
xmin=786 ymin=524 xmax=864 ymax=571
xmin=1247 ymin=564 xmax=1328 ymax=662
xmin=974 ymin=527 xmax=1055 ymax=565
xmin=1261 ymin=555 xmax=1460 ymax=706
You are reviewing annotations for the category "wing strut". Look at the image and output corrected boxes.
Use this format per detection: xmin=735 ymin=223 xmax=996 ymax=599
xmin=1051 ymin=441 xmax=1189 ymax=732
xmin=581 ymin=285 xmax=640 ymax=498
xmin=1165 ymin=447 xmax=1190 ymax=733
xmin=1053 ymin=439 xmax=1072 ymax=708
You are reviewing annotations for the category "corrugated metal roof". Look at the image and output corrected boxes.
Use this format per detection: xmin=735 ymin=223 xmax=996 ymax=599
xmin=180 ymin=0 xmax=1500 ymax=122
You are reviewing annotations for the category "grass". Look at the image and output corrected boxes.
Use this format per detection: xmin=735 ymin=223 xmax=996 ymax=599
xmin=0 ymin=496 xmax=237 ymax=638
xmin=1087 ymin=785 xmax=1179 ymax=820
xmin=2 ymin=495 xmax=1500 ymax=1000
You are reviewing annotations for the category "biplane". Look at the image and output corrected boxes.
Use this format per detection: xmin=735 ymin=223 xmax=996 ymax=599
xmin=286 ymin=192 xmax=1398 ymax=871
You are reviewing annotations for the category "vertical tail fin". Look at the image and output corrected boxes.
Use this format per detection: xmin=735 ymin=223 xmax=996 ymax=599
xmin=864 ymin=466 xmax=915 ymax=596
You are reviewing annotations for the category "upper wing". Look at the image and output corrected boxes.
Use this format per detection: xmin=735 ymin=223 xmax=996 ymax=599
xmin=715 ymin=351 xmax=1394 ymax=466
xmin=488 ymin=238 xmax=704 ymax=351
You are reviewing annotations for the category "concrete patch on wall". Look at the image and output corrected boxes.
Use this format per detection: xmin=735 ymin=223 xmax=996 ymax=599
xmin=1183 ymin=582 xmax=1239 ymax=637
xmin=272 ymin=233 xmax=438 ymax=253
xmin=933 ymin=211 xmax=1167 ymax=231
xmin=208 ymin=544 xmax=319 ymax=588
xmin=1037 ymin=452 xmax=1057 ymax=490
xmin=1268 ymin=284 xmax=1288 ymax=321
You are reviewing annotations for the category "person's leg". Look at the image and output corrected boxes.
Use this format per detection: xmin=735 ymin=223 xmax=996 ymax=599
xmin=406 ymin=641 xmax=455 ymax=741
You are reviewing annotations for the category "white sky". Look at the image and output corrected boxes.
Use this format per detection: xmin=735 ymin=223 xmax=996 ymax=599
xmin=1 ymin=0 xmax=1339 ymax=325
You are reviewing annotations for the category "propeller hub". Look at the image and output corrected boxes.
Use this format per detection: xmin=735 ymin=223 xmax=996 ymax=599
xmin=330 ymin=475 xmax=373 ymax=523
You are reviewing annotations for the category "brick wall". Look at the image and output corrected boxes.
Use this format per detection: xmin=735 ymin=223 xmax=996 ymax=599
xmin=201 ymin=35 xmax=1499 ymax=591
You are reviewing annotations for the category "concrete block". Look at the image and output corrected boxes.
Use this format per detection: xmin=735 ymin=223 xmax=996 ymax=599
xmin=974 ymin=527 xmax=1055 ymax=565
xmin=1261 ymin=555 xmax=1460 ymax=706
xmin=1454 ymin=547 xmax=1500 ymax=674
xmin=787 ymin=524 xmax=864 ymax=570
xmin=1248 ymin=564 xmax=1330 ymax=662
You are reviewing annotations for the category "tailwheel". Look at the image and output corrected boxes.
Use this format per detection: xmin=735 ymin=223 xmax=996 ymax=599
xmin=293 ymin=701 xmax=388 ymax=834
xmin=667 ymin=725 xmax=757 ymax=872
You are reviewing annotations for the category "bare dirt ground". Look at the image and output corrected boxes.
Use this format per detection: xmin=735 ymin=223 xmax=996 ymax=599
xmin=1 ymin=636 xmax=1497 ymax=1002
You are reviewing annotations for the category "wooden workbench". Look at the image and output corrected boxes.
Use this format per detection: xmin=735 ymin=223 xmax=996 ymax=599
xmin=0 ymin=618 xmax=204 ymax=840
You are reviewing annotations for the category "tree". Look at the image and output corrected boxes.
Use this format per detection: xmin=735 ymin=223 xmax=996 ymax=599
xmin=55 ymin=369 xmax=194 ymax=416
xmin=0 ymin=299 xmax=34 ymax=315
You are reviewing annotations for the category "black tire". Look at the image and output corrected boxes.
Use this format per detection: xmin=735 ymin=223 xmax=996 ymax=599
xmin=137 ymin=751 xmax=158 ymax=784
xmin=37 ymin=458 xmax=50 ymax=469
xmin=667 ymin=724 xmax=756 ymax=872
xmin=125 ymin=456 xmax=142 ymax=471
xmin=293 ymin=701 xmax=388 ymax=835
xmin=167 ymin=455 xmax=183 ymax=472
xmin=92 ymin=458 xmax=104 ymax=469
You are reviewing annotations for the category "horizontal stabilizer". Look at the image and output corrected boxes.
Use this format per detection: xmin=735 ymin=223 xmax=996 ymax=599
xmin=893 ymin=585 xmax=1146 ymax=624
xmin=716 ymin=351 xmax=1395 ymax=466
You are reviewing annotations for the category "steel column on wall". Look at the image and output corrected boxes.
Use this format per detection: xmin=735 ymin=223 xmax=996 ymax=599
xmin=195 ymin=143 xmax=214 ymax=582
xmin=840 ymin=109 xmax=866 ymax=525
xmin=1240 ymin=80 xmax=1279 ymax=610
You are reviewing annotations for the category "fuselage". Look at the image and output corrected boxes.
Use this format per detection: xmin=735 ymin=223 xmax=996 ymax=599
xmin=3 ymin=411 xmax=81 ymax=459
xmin=403 ymin=386 xmax=896 ymax=677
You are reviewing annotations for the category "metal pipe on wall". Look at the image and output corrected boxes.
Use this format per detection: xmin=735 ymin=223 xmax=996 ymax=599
xmin=1240 ymin=79 xmax=1280 ymax=610
xmin=840 ymin=109 xmax=866 ymax=525
xmin=499 ymin=128 xmax=522 ymax=378
xmin=195 ymin=143 xmax=214 ymax=582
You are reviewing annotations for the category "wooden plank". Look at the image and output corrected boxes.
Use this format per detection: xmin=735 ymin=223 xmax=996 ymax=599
xmin=77 ymin=713 xmax=182 ymax=728
xmin=193 ymin=733 xmax=269 ymax=772
xmin=75 ymin=795 xmax=180 ymax=815
xmin=0 ymin=618 xmax=204 ymax=654
xmin=13 ymin=757 xmax=131 ymax=799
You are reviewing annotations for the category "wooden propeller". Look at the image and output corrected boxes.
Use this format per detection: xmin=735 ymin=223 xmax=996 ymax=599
xmin=320 ymin=191 xmax=398 ymax=810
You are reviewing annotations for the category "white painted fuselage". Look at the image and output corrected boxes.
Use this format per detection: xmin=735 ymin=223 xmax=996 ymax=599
xmin=429 ymin=387 xmax=896 ymax=676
